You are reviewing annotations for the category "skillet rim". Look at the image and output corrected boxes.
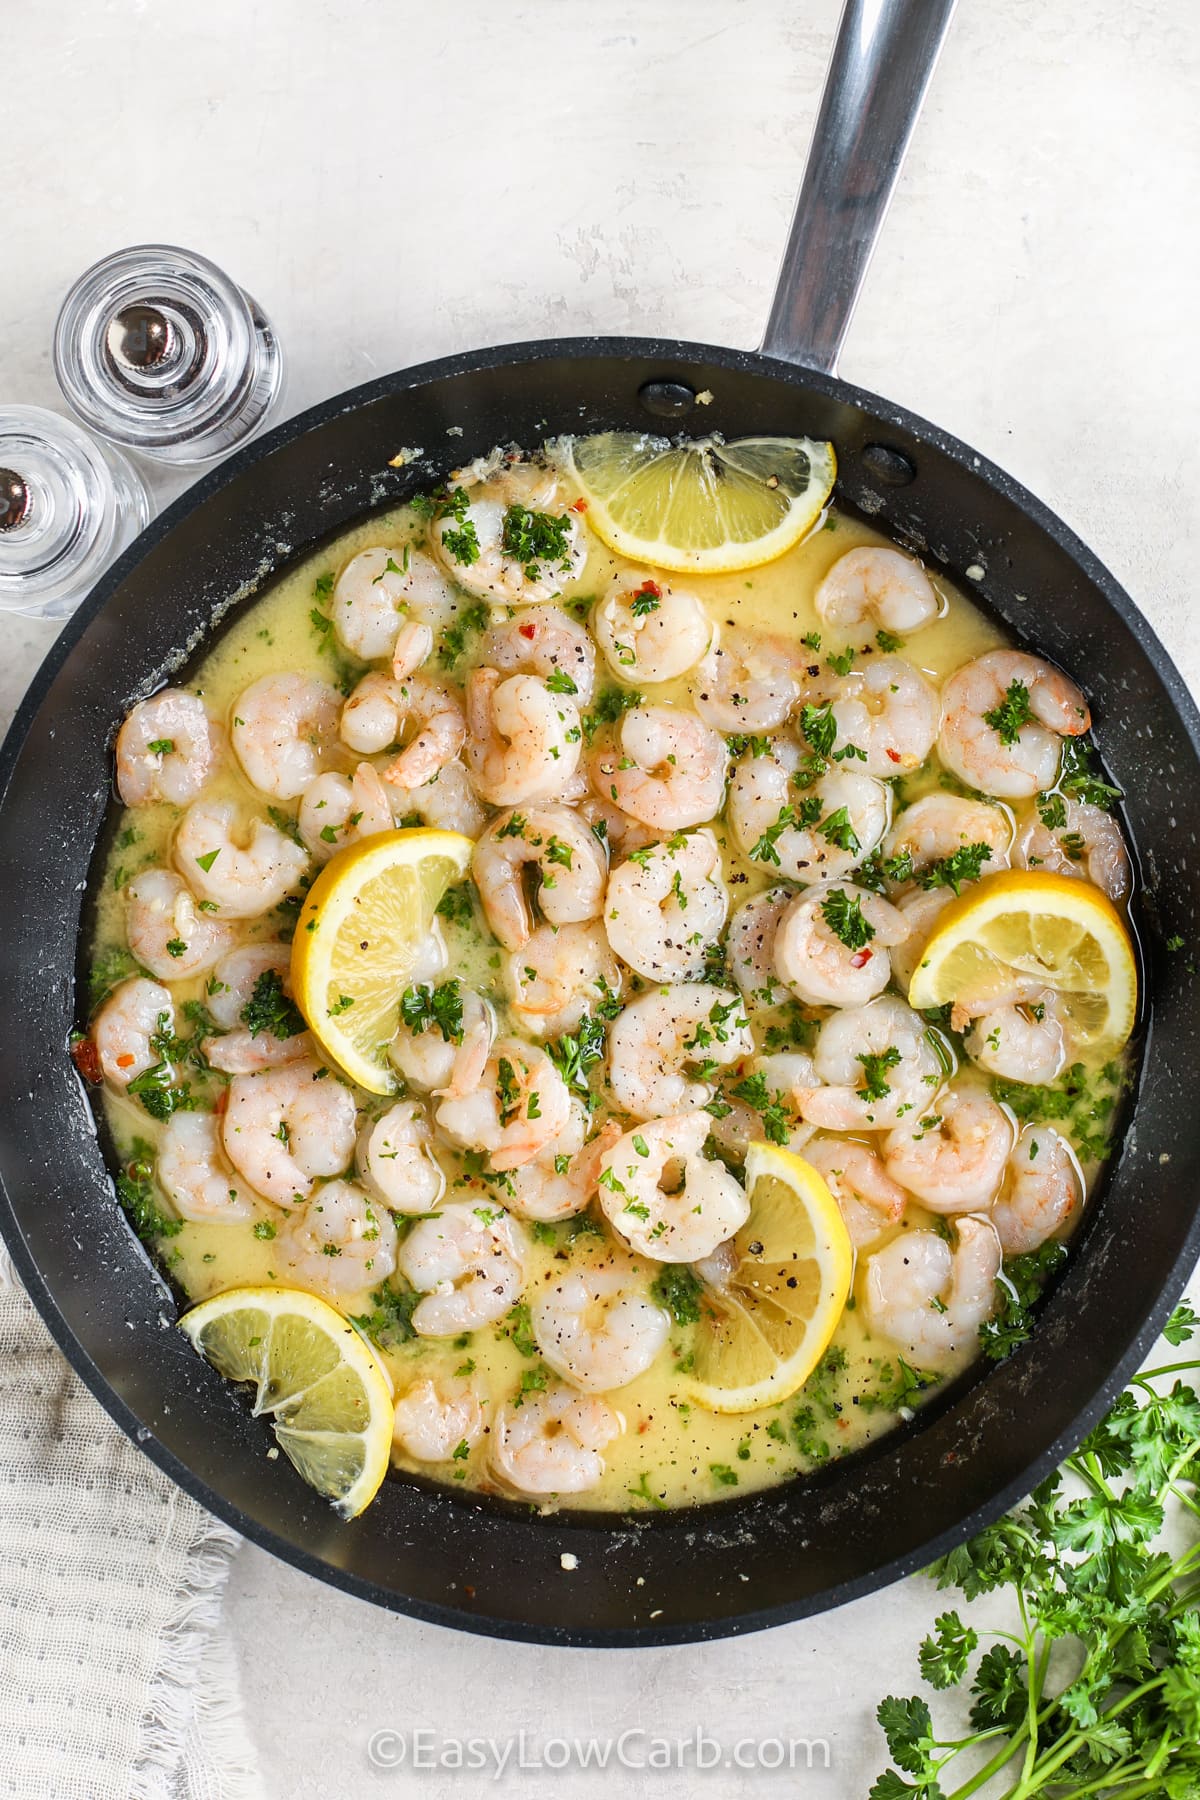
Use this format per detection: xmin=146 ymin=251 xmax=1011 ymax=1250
xmin=2 ymin=333 xmax=1198 ymax=1647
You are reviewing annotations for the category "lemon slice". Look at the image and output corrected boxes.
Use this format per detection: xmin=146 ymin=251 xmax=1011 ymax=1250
xmin=290 ymin=827 xmax=472 ymax=1094
xmin=566 ymin=432 xmax=837 ymax=574
xmin=680 ymin=1142 xmax=853 ymax=1414
xmin=179 ymin=1286 xmax=394 ymax=1517
xmin=906 ymin=869 xmax=1137 ymax=1055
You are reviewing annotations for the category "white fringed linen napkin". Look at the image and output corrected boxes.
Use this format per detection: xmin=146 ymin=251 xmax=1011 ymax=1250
xmin=0 ymin=1243 xmax=262 ymax=1799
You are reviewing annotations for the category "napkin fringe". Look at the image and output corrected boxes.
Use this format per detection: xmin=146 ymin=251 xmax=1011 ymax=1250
xmin=131 ymin=1513 xmax=261 ymax=1800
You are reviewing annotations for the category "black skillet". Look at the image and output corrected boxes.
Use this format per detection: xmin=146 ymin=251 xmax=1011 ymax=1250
xmin=1 ymin=0 xmax=1197 ymax=1646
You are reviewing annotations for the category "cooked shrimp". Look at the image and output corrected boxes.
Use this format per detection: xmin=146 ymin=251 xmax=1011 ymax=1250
xmin=593 ymin=578 xmax=711 ymax=684
xmin=229 ymin=673 xmax=341 ymax=800
xmin=815 ymin=546 xmax=939 ymax=636
xmin=884 ymin=1084 xmax=1013 ymax=1211
xmin=727 ymin=740 xmax=889 ymax=883
xmin=888 ymin=886 xmax=954 ymax=993
xmin=1015 ymin=797 xmax=1130 ymax=903
xmin=277 ymin=1179 xmax=398 ymax=1299
xmin=504 ymin=1105 xmax=620 ymax=1223
xmin=773 ymin=883 xmax=908 ymax=1008
xmin=962 ymin=990 xmax=1066 ymax=1087
xmin=157 ymin=1111 xmax=258 ymax=1223
xmin=472 ymin=804 xmax=607 ymax=950
xmin=380 ymin=679 xmax=467 ymax=792
xmin=863 ymin=1215 xmax=1002 ymax=1363
xmin=604 ymin=828 xmax=728 ymax=981
xmin=435 ymin=1037 xmax=571 ymax=1171
xmin=125 ymin=867 xmax=238 ymax=980
xmin=695 ymin=626 xmax=804 ymax=732
xmin=490 ymin=1384 xmax=622 ymax=1497
xmin=607 ymin=983 xmax=752 ymax=1120
xmin=505 ymin=922 xmax=621 ymax=1039
xmin=115 ymin=689 xmax=223 ymax=807
xmin=991 ymin=1126 xmax=1082 ymax=1254
xmin=800 ymin=995 xmax=945 ymax=1131
xmin=464 ymin=669 xmax=582 ymax=807
xmin=532 ymin=1247 xmax=670 ymax=1390
xmin=727 ymin=887 xmax=792 ymax=1010
xmin=389 ymin=986 xmax=495 ymax=1097
xmin=597 ymin=706 xmax=726 ymax=832
xmin=938 ymin=651 xmax=1090 ymax=799
xmin=397 ymin=1200 xmax=528 ymax=1334
xmin=882 ymin=793 xmax=1012 ymax=885
xmin=598 ymin=1112 xmax=749 ymax=1262
xmin=431 ymin=483 xmax=586 ymax=605
xmin=402 ymin=759 xmax=488 ymax=838
xmin=393 ymin=1376 xmax=486 ymax=1463
xmin=804 ymin=1136 xmax=907 ymax=1250
xmin=483 ymin=604 xmax=597 ymax=705
xmin=174 ymin=801 xmax=309 ymax=918
xmin=829 ymin=655 xmax=939 ymax=776
xmin=359 ymin=1100 xmax=445 ymax=1215
xmin=577 ymin=793 xmax=660 ymax=860
xmin=222 ymin=1057 xmax=357 ymax=1203
xmin=332 ymin=545 xmax=455 ymax=663
xmin=93 ymin=977 xmax=174 ymax=1087
xmin=297 ymin=762 xmax=394 ymax=863
xmin=201 ymin=942 xmax=311 ymax=1075
xmin=340 ymin=671 xmax=466 ymax=793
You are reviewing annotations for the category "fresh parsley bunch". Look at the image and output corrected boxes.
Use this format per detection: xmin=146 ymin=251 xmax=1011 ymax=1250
xmin=872 ymin=1300 xmax=1200 ymax=1799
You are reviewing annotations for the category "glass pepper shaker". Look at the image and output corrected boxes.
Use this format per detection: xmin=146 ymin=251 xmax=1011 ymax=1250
xmin=0 ymin=406 xmax=150 ymax=619
xmin=53 ymin=244 xmax=285 ymax=465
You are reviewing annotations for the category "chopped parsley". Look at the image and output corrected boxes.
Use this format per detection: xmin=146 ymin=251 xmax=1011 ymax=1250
xmin=651 ymin=1265 xmax=703 ymax=1327
xmin=1058 ymin=737 xmax=1123 ymax=810
xmin=819 ymin=806 xmax=860 ymax=853
xmin=750 ymin=804 xmax=796 ymax=865
xmin=500 ymin=503 xmax=574 ymax=580
xmin=115 ymin=1141 xmax=182 ymax=1244
xmin=582 ymin=684 xmax=643 ymax=741
xmin=241 ymin=969 xmax=306 ymax=1040
xmin=349 ymin=1283 xmax=420 ymax=1348
xmin=730 ymin=1072 xmax=790 ymax=1144
xmin=821 ymin=887 xmax=875 ymax=950
xmin=922 ymin=841 xmax=993 ymax=895
xmin=982 ymin=678 xmax=1034 ymax=746
xmin=979 ymin=1241 xmax=1069 ymax=1362
xmin=437 ymin=600 xmax=489 ymax=668
xmin=629 ymin=581 xmax=662 ymax=616
xmin=800 ymin=700 xmax=838 ymax=760
xmin=399 ymin=979 xmax=464 ymax=1044
xmin=857 ymin=1045 xmax=902 ymax=1102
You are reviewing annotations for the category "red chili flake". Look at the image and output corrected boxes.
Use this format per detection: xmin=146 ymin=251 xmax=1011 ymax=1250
xmin=116 ymin=1051 xmax=135 ymax=1069
xmin=886 ymin=747 xmax=902 ymax=764
xmin=70 ymin=1037 xmax=102 ymax=1084
xmin=519 ymin=621 xmax=537 ymax=639
xmin=570 ymin=497 xmax=588 ymax=512
xmin=849 ymin=949 xmax=873 ymax=969
xmin=636 ymin=579 xmax=662 ymax=599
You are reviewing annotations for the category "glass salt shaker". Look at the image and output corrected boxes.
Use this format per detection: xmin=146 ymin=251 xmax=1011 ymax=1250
xmin=53 ymin=244 xmax=285 ymax=465
xmin=0 ymin=406 xmax=150 ymax=619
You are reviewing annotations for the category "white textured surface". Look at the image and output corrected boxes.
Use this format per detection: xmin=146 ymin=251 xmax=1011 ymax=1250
xmin=3 ymin=1 xmax=1199 ymax=1794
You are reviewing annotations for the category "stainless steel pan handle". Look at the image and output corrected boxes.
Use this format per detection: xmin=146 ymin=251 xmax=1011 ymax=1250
xmin=761 ymin=0 xmax=958 ymax=375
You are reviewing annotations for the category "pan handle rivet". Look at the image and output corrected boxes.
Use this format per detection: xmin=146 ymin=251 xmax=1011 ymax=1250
xmin=0 ymin=470 xmax=30 ymax=532
xmin=860 ymin=443 xmax=916 ymax=486
xmin=638 ymin=380 xmax=695 ymax=420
